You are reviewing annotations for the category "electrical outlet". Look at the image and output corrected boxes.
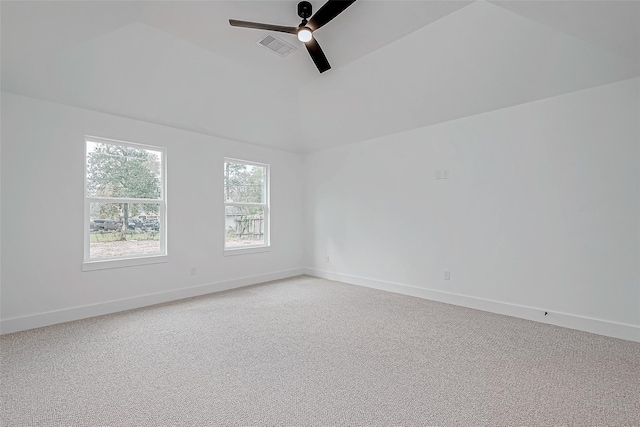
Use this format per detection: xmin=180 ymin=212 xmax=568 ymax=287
xmin=324 ymin=256 xmax=330 ymax=263
xmin=435 ymin=170 xmax=442 ymax=180
xmin=443 ymin=170 xmax=449 ymax=179
xmin=191 ymin=267 xmax=197 ymax=275
xmin=443 ymin=270 xmax=451 ymax=280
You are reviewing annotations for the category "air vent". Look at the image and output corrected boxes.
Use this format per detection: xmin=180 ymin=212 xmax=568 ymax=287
xmin=257 ymin=35 xmax=296 ymax=57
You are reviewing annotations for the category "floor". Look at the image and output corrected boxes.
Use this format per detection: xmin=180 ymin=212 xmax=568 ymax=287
xmin=2 ymin=275 xmax=639 ymax=426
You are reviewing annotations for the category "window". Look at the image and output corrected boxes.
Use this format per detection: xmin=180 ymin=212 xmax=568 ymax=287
xmin=83 ymin=136 xmax=166 ymax=270
xmin=224 ymin=158 xmax=269 ymax=254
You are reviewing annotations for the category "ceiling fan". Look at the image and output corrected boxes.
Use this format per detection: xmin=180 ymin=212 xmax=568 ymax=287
xmin=229 ymin=0 xmax=356 ymax=73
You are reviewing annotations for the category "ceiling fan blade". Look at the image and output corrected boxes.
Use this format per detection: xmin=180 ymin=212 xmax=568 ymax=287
xmin=307 ymin=0 xmax=356 ymax=31
xmin=305 ymin=38 xmax=331 ymax=73
xmin=229 ymin=19 xmax=298 ymax=35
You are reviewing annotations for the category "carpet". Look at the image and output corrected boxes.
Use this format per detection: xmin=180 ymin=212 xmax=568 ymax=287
xmin=2 ymin=275 xmax=639 ymax=426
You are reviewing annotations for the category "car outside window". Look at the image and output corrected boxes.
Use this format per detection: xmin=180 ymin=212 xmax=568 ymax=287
xmin=83 ymin=136 xmax=167 ymax=270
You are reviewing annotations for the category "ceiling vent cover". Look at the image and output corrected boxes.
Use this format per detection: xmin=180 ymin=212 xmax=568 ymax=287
xmin=257 ymin=35 xmax=296 ymax=57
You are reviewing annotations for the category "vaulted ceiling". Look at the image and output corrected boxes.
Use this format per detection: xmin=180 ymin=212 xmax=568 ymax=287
xmin=2 ymin=1 xmax=639 ymax=153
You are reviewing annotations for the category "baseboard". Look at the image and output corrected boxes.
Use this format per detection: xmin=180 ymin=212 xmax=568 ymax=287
xmin=0 ymin=268 xmax=305 ymax=335
xmin=5 ymin=267 xmax=637 ymax=342
xmin=304 ymin=268 xmax=640 ymax=343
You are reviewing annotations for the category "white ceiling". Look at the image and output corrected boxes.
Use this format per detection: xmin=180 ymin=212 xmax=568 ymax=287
xmin=2 ymin=0 xmax=639 ymax=153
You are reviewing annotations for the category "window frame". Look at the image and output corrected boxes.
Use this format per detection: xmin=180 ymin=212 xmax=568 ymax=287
xmin=83 ymin=136 xmax=167 ymax=271
xmin=223 ymin=157 xmax=270 ymax=256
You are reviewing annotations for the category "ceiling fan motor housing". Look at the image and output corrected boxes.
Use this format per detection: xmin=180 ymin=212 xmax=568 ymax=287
xmin=298 ymin=1 xmax=313 ymax=19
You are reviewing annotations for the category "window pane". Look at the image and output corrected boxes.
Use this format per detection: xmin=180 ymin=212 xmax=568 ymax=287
xmin=224 ymin=162 xmax=265 ymax=203
xmin=89 ymin=202 xmax=161 ymax=259
xmin=86 ymin=141 xmax=162 ymax=199
xmin=225 ymin=206 xmax=265 ymax=248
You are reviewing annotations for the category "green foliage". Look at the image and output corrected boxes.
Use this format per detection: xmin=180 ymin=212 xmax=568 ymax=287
xmin=87 ymin=143 xmax=161 ymax=237
xmin=224 ymin=162 xmax=265 ymax=203
xmin=87 ymin=143 xmax=160 ymax=200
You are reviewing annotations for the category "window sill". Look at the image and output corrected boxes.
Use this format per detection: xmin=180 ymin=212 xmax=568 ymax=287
xmin=82 ymin=254 xmax=168 ymax=271
xmin=224 ymin=246 xmax=270 ymax=257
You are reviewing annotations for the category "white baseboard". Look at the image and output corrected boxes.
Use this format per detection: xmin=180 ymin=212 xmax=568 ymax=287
xmin=304 ymin=268 xmax=640 ymax=343
xmin=5 ymin=267 xmax=637 ymax=342
xmin=0 ymin=268 xmax=305 ymax=335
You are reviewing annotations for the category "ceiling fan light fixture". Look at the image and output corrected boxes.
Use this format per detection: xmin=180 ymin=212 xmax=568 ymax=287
xmin=297 ymin=27 xmax=313 ymax=43
xmin=229 ymin=0 xmax=357 ymax=73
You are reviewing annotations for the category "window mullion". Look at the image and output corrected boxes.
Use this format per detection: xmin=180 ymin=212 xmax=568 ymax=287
xmin=224 ymin=202 xmax=266 ymax=208
xmin=87 ymin=197 xmax=162 ymax=204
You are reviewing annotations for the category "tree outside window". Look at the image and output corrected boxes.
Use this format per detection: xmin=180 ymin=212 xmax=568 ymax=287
xmin=85 ymin=137 xmax=166 ymax=261
xmin=224 ymin=159 xmax=269 ymax=250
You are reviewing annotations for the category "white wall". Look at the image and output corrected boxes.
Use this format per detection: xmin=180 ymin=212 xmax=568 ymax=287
xmin=1 ymin=92 xmax=305 ymax=332
xmin=305 ymin=78 xmax=640 ymax=340
xmin=3 ymin=78 xmax=639 ymax=341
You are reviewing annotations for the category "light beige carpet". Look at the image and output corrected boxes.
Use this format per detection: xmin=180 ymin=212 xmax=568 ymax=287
xmin=1 ymin=275 xmax=639 ymax=426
